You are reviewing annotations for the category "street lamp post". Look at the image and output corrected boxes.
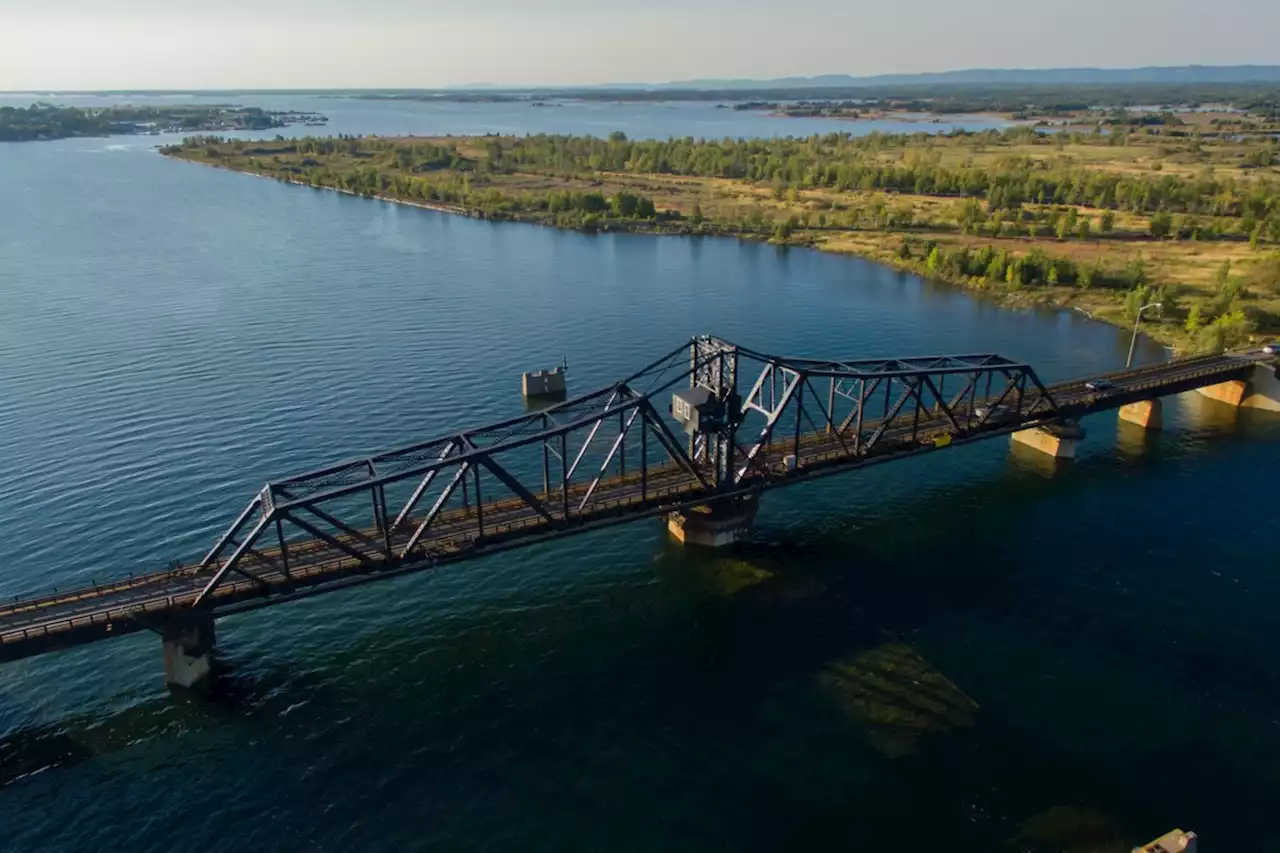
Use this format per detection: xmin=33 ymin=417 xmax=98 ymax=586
xmin=1126 ymin=302 xmax=1163 ymax=369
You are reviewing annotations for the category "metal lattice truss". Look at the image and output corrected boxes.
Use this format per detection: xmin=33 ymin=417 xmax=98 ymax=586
xmin=190 ymin=337 xmax=1058 ymax=608
xmin=721 ymin=341 xmax=1059 ymax=482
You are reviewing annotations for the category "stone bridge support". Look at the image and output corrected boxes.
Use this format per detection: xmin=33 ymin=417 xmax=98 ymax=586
xmin=1010 ymin=421 xmax=1086 ymax=459
xmin=1119 ymin=399 xmax=1163 ymax=430
xmin=162 ymin=615 xmax=216 ymax=690
xmin=667 ymin=496 xmax=759 ymax=549
xmin=1195 ymin=363 xmax=1280 ymax=411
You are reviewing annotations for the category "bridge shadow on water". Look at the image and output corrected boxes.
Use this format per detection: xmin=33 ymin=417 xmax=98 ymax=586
xmin=3 ymin=412 xmax=1280 ymax=851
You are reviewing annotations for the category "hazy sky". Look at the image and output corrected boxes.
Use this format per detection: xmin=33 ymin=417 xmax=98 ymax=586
xmin=2 ymin=0 xmax=1277 ymax=90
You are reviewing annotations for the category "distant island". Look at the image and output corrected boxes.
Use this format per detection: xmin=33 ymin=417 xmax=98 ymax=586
xmin=163 ymin=118 xmax=1280 ymax=354
xmin=661 ymin=65 xmax=1280 ymax=89
xmin=302 ymin=80 xmax=1280 ymax=132
xmin=0 ymin=104 xmax=328 ymax=142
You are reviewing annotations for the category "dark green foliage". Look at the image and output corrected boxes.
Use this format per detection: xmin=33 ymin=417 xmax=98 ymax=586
xmin=898 ymin=241 xmax=1088 ymax=289
xmin=3 ymin=104 xmax=316 ymax=142
xmin=180 ymin=135 xmax=669 ymax=233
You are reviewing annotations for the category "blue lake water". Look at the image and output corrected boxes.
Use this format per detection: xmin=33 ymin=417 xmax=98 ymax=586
xmin=0 ymin=92 xmax=1011 ymax=140
xmin=0 ymin=102 xmax=1278 ymax=852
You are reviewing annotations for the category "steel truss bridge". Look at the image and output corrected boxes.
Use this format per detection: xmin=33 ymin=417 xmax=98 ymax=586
xmin=0 ymin=336 xmax=1268 ymax=665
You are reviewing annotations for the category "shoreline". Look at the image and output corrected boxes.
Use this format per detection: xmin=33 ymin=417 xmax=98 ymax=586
xmin=165 ymin=152 xmax=1183 ymax=352
xmin=764 ymin=109 xmax=1014 ymax=125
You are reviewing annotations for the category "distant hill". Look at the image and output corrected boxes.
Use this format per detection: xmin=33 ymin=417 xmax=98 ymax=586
xmin=657 ymin=66 xmax=1280 ymax=90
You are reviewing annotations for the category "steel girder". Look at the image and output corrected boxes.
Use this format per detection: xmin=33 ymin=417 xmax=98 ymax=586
xmin=190 ymin=336 xmax=1058 ymax=608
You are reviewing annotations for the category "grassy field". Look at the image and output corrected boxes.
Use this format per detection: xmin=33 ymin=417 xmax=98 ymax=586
xmin=166 ymin=126 xmax=1280 ymax=351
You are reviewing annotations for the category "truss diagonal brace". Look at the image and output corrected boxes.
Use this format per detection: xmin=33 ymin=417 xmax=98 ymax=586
xmin=578 ymin=407 xmax=642 ymax=513
xmin=640 ymin=400 xmax=711 ymax=489
xmin=735 ymin=371 xmax=802 ymax=480
xmin=401 ymin=463 xmax=470 ymax=558
xmin=562 ymin=388 xmax=621 ymax=482
xmin=838 ymin=377 xmax=881 ymax=434
xmin=292 ymin=502 xmax=384 ymax=555
xmin=919 ymin=374 xmax=962 ymax=433
xmin=193 ymin=513 xmax=274 ymax=607
xmin=283 ymin=511 xmax=377 ymax=569
xmin=197 ymin=495 xmax=263 ymax=570
xmin=391 ymin=440 xmax=457 ymax=531
xmin=861 ymin=379 xmax=917 ymax=452
xmin=477 ymin=456 xmax=556 ymax=524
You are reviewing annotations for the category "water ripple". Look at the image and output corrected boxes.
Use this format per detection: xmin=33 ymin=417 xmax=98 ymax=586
xmin=0 ymin=131 xmax=1277 ymax=852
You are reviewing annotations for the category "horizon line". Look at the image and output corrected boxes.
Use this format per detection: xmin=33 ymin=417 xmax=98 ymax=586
xmin=5 ymin=62 xmax=1280 ymax=96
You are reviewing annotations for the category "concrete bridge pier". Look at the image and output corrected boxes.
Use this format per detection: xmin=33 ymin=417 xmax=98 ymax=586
xmin=162 ymin=615 xmax=216 ymax=690
xmin=667 ymin=496 xmax=759 ymax=549
xmin=1119 ymin=399 xmax=1163 ymax=430
xmin=1195 ymin=363 xmax=1280 ymax=411
xmin=1010 ymin=421 xmax=1086 ymax=459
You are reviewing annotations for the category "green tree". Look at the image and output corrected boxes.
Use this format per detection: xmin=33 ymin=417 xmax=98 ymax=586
xmin=1123 ymin=285 xmax=1152 ymax=320
xmin=1149 ymin=211 xmax=1173 ymax=238
xmin=1207 ymin=262 xmax=1247 ymax=319
xmin=1213 ymin=259 xmax=1232 ymax=290
xmin=1123 ymin=257 xmax=1149 ymax=290
xmin=578 ymin=191 xmax=608 ymax=213
xmin=1006 ymin=261 xmax=1024 ymax=290
xmin=610 ymin=191 xmax=639 ymax=218
xmin=1197 ymin=321 xmax=1225 ymax=353
xmin=1152 ymin=283 xmax=1180 ymax=317
xmin=1077 ymin=219 xmax=1091 ymax=240
xmin=1100 ymin=210 xmax=1116 ymax=235
xmin=1216 ymin=309 xmax=1254 ymax=347
xmin=1078 ymin=263 xmax=1096 ymax=289
xmin=1184 ymin=303 xmax=1202 ymax=334
xmin=985 ymin=252 xmax=1007 ymax=282
xmin=1197 ymin=309 xmax=1253 ymax=352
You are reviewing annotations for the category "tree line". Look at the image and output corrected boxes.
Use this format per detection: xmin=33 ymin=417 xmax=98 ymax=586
xmin=479 ymin=131 xmax=1278 ymax=222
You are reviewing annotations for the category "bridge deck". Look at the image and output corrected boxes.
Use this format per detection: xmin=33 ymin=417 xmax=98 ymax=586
xmin=0 ymin=350 xmax=1266 ymax=662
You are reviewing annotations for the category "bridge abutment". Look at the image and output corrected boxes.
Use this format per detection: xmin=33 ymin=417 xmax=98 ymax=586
xmin=162 ymin=616 xmax=216 ymax=690
xmin=1195 ymin=364 xmax=1280 ymax=411
xmin=1010 ymin=421 xmax=1085 ymax=459
xmin=1118 ymin=399 xmax=1163 ymax=430
xmin=667 ymin=497 xmax=758 ymax=549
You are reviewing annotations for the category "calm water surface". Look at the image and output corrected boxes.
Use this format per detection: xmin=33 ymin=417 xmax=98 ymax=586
xmin=0 ymin=109 xmax=1278 ymax=852
xmin=0 ymin=92 xmax=1012 ymax=140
